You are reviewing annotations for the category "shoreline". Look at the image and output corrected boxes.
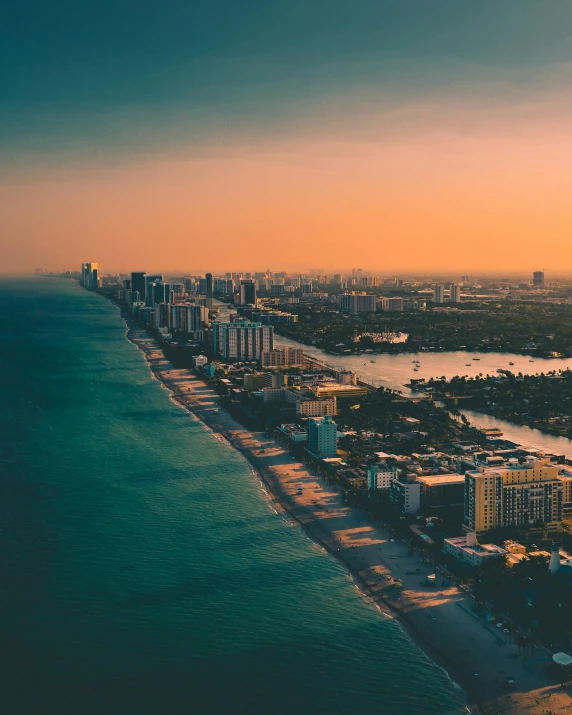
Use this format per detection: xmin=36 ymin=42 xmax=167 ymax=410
xmin=115 ymin=307 xmax=571 ymax=715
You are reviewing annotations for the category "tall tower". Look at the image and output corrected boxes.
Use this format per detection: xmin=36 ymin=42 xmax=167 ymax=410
xmin=240 ymin=279 xmax=256 ymax=305
xmin=206 ymin=273 xmax=213 ymax=309
xmin=131 ymin=272 xmax=146 ymax=302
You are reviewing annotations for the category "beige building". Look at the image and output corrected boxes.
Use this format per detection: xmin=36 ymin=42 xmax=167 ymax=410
xmin=558 ymin=471 xmax=572 ymax=518
xmin=464 ymin=457 xmax=564 ymax=536
xmin=261 ymin=347 xmax=305 ymax=368
xmin=310 ymin=384 xmax=367 ymax=399
xmin=297 ymin=397 xmax=337 ymax=418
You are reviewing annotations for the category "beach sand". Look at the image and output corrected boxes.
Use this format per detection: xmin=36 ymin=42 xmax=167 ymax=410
xmin=128 ymin=326 xmax=572 ymax=715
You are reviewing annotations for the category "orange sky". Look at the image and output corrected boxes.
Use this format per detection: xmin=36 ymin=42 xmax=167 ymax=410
xmin=4 ymin=2 xmax=572 ymax=274
xmin=3 ymin=107 xmax=572 ymax=274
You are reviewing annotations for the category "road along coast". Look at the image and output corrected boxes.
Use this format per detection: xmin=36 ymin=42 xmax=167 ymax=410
xmin=124 ymin=323 xmax=572 ymax=715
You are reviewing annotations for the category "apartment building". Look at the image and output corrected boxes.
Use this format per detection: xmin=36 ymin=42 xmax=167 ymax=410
xmin=390 ymin=477 xmax=422 ymax=514
xmin=338 ymin=292 xmax=376 ymax=314
xmin=464 ymin=457 xmax=564 ymax=536
xmin=297 ymin=397 xmax=337 ymax=417
xmin=368 ymin=464 xmax=397 ymax=490
xmin=377 ymin=297 xmax=404 ymax=312
xmin=260 ymin=347 xmax=305 ymax=368
xmin=213 ymin=320 xmax=274 ymax=360
xmin=307 ymin=416 xmax=338 ymax=458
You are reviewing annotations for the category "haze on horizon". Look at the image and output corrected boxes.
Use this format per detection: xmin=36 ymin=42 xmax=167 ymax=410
xmin=2 ymin=1 xmax=572 ymax=274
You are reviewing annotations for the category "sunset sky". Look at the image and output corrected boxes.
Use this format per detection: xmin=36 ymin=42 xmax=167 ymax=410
xmin=2 ymin=1 xmax=572 ymax=274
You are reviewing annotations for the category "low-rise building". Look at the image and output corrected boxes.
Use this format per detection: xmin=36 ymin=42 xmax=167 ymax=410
xmin=192 ymin=355 xmax=208 ymax=369
xmin=244 ymin=373 xmax=266 ymax=390
xmin=444 ymin=532 xmax=508 ymax=568
xmin=417 ymin=474 xmax=465 ymax=508
xmin=310 ymin=384 xmax=367 ymax=399
xmin=277 ymin=423 xmax=308 ymax=443
xmin=368 ymin=464 xmax=397 ymax=490
xmin=503 ymin=540 xmax=527 ymax=554
xmin=336 ymin=370 xmax=357 ymax=385
xmin=264 ymin=372 xmax=288 ymax=388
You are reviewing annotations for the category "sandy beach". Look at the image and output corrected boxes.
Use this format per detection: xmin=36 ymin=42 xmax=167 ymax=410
xmin=127 ymin=325 xmax=572 ymax=715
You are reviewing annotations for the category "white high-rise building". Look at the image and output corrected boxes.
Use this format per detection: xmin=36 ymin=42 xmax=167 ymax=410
xmin=433 ymin=285 xmax=444 ymax=304
xmin=213 ymin=321 xmax=274 ymax=360
xmin=307 ymin=416 xmax=338 ymax=458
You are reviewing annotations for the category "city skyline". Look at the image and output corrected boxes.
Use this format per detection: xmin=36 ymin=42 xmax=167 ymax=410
xmin=3 ymin=1 xmax=572 ymax=272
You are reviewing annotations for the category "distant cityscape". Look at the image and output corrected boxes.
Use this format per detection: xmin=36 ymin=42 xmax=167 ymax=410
xmin=75 ymin=262 xmax=572 ymax=555
xmin=60 ymin=260 xmax=572 ymax=703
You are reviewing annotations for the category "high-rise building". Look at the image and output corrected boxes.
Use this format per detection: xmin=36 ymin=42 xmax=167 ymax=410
xmin=533 ymin=271 xmax=545 ymax=287
xmin=240 ymin=279 xmax=257 ymax=305
xmin=433 ymin=285 xmax=444 ymax=304
xmin=212 ymin=321 xmax=274 ymax=360
xmin=307 ymin=416 xmax=338 ymax=458
xmin=378 ymin=297 xmax=404 ymax=312
xmin=169 ymin=304 xmax=208 ymax=333
xmin=206 ymin=273 xmax=213 ymax=309
xmin=131 ymin=272 xmax=146 ymax=301
xmin=450 ymin=284 xmax=461 ymax=303
xmin=338 ymin=292 xmax=376 ymax=314
xmin=464 ymin=457 xmax=563 ymax=536
xmin=81 ymin=262 xmax=99 ymax=289
xmin=144 ymin=274 xmax=163 ymax=305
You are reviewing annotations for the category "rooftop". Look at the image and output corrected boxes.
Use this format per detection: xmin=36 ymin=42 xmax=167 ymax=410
xmin=445 ymin=536 xmax=508 ymax=557
xmin=417 ymin=474 xmax=465 ymax=486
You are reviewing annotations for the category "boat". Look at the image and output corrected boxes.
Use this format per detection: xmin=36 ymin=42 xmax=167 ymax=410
xmin=413 ymin=368 xmax=419 ymax=372
xmin=472 ymin=358 xmax=480 ymax=360
xmin=466 ymin=364 xmax=471 ymax=366
xmin=370 ymin=360 xmax=375 ymax=363
xmin=509 ymin=362 xmax=514 ymax=366
xmin=529 ymin=360 xmax=535 ymax=362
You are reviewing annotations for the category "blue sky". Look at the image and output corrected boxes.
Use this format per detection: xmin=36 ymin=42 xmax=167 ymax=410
xmin=3 ymin=0 xmax=572 ymax=163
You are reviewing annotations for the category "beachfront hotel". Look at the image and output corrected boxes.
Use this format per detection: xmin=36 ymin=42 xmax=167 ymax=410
xmin=213 ymin=320 xmax=274 ymax=361
xmin=464 ymin=457 xmax=564 ymax=537
xmin=307 ymin=416 xmax=338 ymax=459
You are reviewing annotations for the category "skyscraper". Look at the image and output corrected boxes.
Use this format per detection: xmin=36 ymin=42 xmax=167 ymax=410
xmin=81 ymin=263 xmax=99 ymax=289
xmin=450 ymin=284 xmax=461 ymax=303
xmin=131 ymin=272 xmax=146 ymax=302
xmin=533 ymin=271 xmax=545 ymax=287
xmin=433 ymin=285 xmax=444 ymax=304
xmin=206 ymin=273 xmax=213 ymax=309
xmin=144 ymin=274 xmax=163 ymax=305
xmin=240 ymin=279 xmax=256 ymax=305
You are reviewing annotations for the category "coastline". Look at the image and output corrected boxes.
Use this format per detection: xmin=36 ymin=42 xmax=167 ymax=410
xmin=117 ymin=308 xmax=571 ymax=715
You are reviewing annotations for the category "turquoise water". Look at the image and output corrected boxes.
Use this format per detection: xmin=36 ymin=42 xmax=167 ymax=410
xmin=0 ymin=279 xmax=465 ymax=715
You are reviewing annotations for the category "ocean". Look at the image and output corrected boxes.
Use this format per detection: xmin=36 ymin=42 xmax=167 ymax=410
xmin=0 ymin=278 xmax=466 ymax=715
